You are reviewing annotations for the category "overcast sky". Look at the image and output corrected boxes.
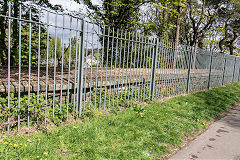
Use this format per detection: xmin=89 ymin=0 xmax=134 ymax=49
xmin=39 ymin=0 xmax=102 ymax=48
xmin=49 ymin=0 xmax=102 ymax=14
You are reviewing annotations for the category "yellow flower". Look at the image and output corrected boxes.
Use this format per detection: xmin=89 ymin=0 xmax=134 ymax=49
xmin=13 ymin=144 xmax=18 ymax=147
xmin=36 ymin=156 xmax=40 ymax=159
xmin=150 ymin=147 xmax=152 ymax=150
xmin=4 ymin=142 xmax=8 ymax=145
xmin=0 ymin=140 xmax=2 ymax=143
xmin=203 ymin=122 xmax=205 ymax=125
xmin=99 ymin=112 xmax=102 ymax=115
xmin=37 ymin=138 xmax=40 ymax=141
xmin=73 ymin=126 xmax=77 ymax=129
xmin=20 ymin=144 xmax=23 ymax=146
xmin=43 ymin=152 xmax=47 ymax=155
xmin=197 ymin=119 xmax=199 ymax=122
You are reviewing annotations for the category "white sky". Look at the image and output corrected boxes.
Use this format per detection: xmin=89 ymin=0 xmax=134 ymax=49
xmin=49 ymin=0 xmax=87 ymax=14
xmin=38 ymin=0 xmax=102 ymax=48
xmin=49 ymin=0 xmax=102 ymax=13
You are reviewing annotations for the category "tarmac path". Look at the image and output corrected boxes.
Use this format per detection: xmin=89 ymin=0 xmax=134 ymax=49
xmin=170 ymin=105 xmax=240 ymax=160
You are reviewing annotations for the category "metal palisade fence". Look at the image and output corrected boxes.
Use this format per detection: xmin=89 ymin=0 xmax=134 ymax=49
xmin=0 ymin=2 xmax=240 ymax=133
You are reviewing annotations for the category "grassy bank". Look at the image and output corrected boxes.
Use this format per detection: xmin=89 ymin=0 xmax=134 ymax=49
xmin=1 ymin=82 xmax=240 ymax=160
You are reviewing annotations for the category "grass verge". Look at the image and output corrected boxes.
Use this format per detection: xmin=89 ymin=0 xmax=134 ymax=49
xmin=1 ymin=82 xmax=240 ymax=160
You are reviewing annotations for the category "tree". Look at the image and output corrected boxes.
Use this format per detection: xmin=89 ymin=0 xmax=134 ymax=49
xmin=182 ymin=0 xmax=226 ymax=68
xmin=75 ymin=0 xmax=153 ymax=31
xmin=216 ymin=0 xmax=240 ymax=55
xmin=0 ymin=0 xmax=62 ymax=66
xmin=139 ymin=0 xmax=187 ymax=68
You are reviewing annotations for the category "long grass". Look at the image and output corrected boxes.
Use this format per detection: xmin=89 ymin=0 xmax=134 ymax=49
xmin=1 ymin=82 xmax=240 ymax=160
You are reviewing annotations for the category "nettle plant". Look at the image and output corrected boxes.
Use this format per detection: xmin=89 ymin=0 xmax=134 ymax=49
xmin=0 ymin=85 xmax=151 ymax=131
xmin=0 ymin=93 xmax=75 ymax=130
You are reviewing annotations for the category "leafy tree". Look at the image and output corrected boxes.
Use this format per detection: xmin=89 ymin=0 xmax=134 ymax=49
xmin=0 ymin=0 xmax=62 ymax=66
xmin=216 ymin=0 xmax=240 ymax=55
xmin=75 ymin=0 xmax=153 ymax=31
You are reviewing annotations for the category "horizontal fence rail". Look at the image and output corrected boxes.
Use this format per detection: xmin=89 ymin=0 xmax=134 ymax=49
xmin=0 ymin=2 xmax=240 ymax=134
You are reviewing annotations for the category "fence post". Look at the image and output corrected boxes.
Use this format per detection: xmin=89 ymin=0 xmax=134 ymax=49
xmin=186 ymin=46 xmax=193 ymax=93
xmin=150 ymin=38 xmax=159 ymax=100
xmin=222 ymin=55 xmax=227 ymax=86
xmin=232 ymin=57 xmax=237 ymax=83
xmin=77 ymin=20 xmax=85 ymax=116
xmin=207 ymin=51 xmax=213 ymax=89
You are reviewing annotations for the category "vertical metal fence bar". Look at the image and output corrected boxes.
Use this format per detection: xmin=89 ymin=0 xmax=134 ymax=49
xmin=7 ymin=2 xmax=11 ymax=133
xmin=168 ymin=40 xmax=174 ymax=96
xmin=134 ymin=34 xmax=141 ymax=101
xmin=112 ymin=29 xmax=119 ymax=108
xmin=77 ymin=20 xmax=85 ymax=117
xmin=180 ymin=45 xmax=187 ymax=93
xmin=73 ymin=19 xmax=79 ymax=116
xmin=164 ymin=40 xmax=170 ymax=96
xmin=186 ymin=46 xmax=193 ymax=93
xmin=36 ymin=10 xmax=41 ymax=125
xmin=109 ymin=28 xmax=114 ymax=108
xmin=147 ymin=38 xmax=154 ymax=98
xmin=66 ymin=17 xmax=73 ymax=116
xmin=75 ymin=22 xmax=81 ymax=116
xmin=232 ymin=57 xmax=237 ymax=83
xmin=162 ymin=40 xmax=167 ymax=97
xmin=173 ymin=42 xmax=179 ymax=95
xmin=88 ymin=24 xmax=95 ymax=109
xmin=131 ymin=33 xmax=138 ymax=100
xmin=179 ymin=45 xmax=186 ymax=94
xmin=128 ymin=32 xmax=134 ymax=100
xmin=140 ymin=37 xmax=147 ymax=102
xmin=17 ymin=4 xmax=22 ymax=132
xmin=60 ymin=15 xmax=65 ymax=111
xmin=124 ymin=32 xmax=131 ymax=100
xmin=109 ymin=27 xmax=115 ymax=109
xmin=116 ymin=30 xmax=123 ymax=107
xmin=171 ymin=41 xmax=176 ymax=95
xmin=52 ymin=13 xmax=58 ymax=118
xmin=156 ymin=40 xmax=162 ymax=98
xmin=222 ymin=55 xmax=227 ymax=86
xmin=161 ymin=39 xmax=167 ymax=97
xmin=44 ymin=11 xmax=50 ymax=126
xmin=150 ymin=38 xmax=159 ymax=99
xmin=103 ymin=27 xmax=110 ymax=110
xmin=94 ymin=25 xmax=101 ymax=109
xmin=165 ymin=40 xmax=171 ymax=97
xmin=207 ymin=51 xmax=213 ymax=89
xmin=99 ymin=26 xmax=106 ymax=111
xmin=83 ymin=22 xmax=89 ymax=111
xmin=169 ymin=41 xmax=175 ymax=95
xmin=120 ymin=30 xmax=127 ymax=100
xmin=181 ymin=45 xmax=188 ymax=94
xmin=174 ymin=43 xmax=181 ymax=95
xmin=143 ymin=38 xmax=150 ymax=100
xmin=157 ymin=40 xmax=163 ymax=98
xmin=27 ymin=7 xmax=32 ymax=129
xmin=174 ymin=42 xmax=182 ymax=96
xmin=137 ymin=36 xmax=144 ymax=101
